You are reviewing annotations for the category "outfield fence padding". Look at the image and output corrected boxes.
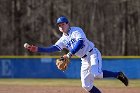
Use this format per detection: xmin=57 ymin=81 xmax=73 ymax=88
xmin=0 ymin=56 xmax=140 ymax=79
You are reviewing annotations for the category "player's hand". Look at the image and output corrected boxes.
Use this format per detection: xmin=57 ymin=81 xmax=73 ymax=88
xmin=24 ymin=43 xmax=38 ymax=52
xmin=63 ymin=54 xmax=69 ymax=59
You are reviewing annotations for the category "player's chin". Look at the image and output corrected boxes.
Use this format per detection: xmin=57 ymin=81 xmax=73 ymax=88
xmin=59 ymin=30 xmax=63 ymax=32
xmin=60 ymin=30 xmax=65 ymax=33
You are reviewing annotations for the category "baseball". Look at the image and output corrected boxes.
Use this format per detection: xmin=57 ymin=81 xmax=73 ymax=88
xmin=24 ymin=43 xmax=29 ymax=48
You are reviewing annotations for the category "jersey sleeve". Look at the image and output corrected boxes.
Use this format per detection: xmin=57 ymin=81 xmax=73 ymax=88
xmin=54 ymin=37 xmax=66 ymax=50
xmin=38 ymin=45 xmax=60 ymax=53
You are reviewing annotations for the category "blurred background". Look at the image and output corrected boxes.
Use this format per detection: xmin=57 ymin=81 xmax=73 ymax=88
xmin=0 ymin=0 xmax=140 ymax=56
xmin=0 ymin=1 xmax=140 ymax=93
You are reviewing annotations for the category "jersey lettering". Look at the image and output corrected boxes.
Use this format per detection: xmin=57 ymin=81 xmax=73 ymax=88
xmin=63 ymin=38 xmax=76 ymax=48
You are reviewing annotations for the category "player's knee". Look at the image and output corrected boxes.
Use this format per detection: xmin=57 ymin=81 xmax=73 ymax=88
xmin=94 ymin=73 xmax=103 ymax=79
xmin=82 ymin=85 xmax=92 ymax=92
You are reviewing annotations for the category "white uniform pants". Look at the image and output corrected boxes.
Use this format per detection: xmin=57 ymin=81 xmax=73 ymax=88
xmin=81 ymin=48 xmax=103 ymax=91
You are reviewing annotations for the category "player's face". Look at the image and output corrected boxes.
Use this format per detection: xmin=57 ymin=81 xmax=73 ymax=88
xmin=57 ymin=22 xmax=69 ymax=33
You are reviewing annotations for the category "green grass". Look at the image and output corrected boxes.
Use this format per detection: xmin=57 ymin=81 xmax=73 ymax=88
xmin=0 ymin=79 xmax=81 ymax=86
xmin=0 ymin=79 xmax=139 ymax=87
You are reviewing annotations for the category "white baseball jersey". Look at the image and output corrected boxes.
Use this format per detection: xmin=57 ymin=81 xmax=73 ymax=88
xmin=55 ymin=26 xmax=103 ymax=92
xmin=55 ymin=27 xmax=95 ymax=58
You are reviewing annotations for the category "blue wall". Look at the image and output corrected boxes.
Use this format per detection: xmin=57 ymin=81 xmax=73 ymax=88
xmin=0 ymin=57 xmax=140 ymax=79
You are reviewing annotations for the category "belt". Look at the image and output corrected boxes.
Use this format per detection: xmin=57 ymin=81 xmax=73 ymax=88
xmin=82 ymin=49 xmax=93 ymax=58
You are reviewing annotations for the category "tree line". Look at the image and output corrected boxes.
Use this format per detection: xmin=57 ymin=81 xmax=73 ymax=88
xmin=0 ymin=0 xmax=140 ymax=56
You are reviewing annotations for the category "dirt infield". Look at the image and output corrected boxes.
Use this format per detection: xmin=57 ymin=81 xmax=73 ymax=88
xmin=0 ymin=85 xmax=140 ymax=93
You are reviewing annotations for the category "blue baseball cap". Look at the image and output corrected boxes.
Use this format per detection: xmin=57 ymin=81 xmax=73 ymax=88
xmin=56 ymin=16 xmax=69 ymax=24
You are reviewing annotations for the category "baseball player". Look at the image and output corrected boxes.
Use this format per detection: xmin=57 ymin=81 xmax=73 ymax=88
xmin=24 ymin=16 xmax=128 ymax=93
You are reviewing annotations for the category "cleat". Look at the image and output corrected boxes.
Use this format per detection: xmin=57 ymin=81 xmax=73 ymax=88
xmin=117 ymin=72 xmax=129 ymax=86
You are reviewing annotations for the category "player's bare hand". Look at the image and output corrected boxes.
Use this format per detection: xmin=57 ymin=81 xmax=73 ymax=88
xmin=24 ymin=43 xmax=38 ymax=52
xmin=63 ymin=54 xmax=69 ymax=59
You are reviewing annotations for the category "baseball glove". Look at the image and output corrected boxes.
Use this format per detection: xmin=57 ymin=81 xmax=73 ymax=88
xmin=56 ymin=56 xmax=70 ymax=71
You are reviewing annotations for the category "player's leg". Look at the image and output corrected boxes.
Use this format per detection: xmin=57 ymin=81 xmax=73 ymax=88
xmin=86 ymin=48 xmax=103 ymax=93
xmin=80 ymin=57 xmax=101 ymax=93
xmin=89 ymin=86 xmax=101 ymax=93
xmin=96 ymin=48 xmax=128 ymax=86
xmin=103 ymin=70 xmax=118 ymax=78
xmin=80 ymin=59 xmax=93 ymax=92
xmin=81 ymin=68 xmax=101 ymax=93
xmin=103 ymin=70 xmax=128 ymax=86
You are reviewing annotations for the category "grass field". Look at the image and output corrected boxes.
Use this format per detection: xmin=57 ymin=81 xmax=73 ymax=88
xmin=0 ymin=79 xmax=140 ymax=87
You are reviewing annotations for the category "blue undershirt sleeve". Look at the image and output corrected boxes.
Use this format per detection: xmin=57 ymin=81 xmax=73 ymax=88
xmin=70 ymin=40 xmax=84 ymax=54
xmin=37 ymin=45 xmax=61 ymax=53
